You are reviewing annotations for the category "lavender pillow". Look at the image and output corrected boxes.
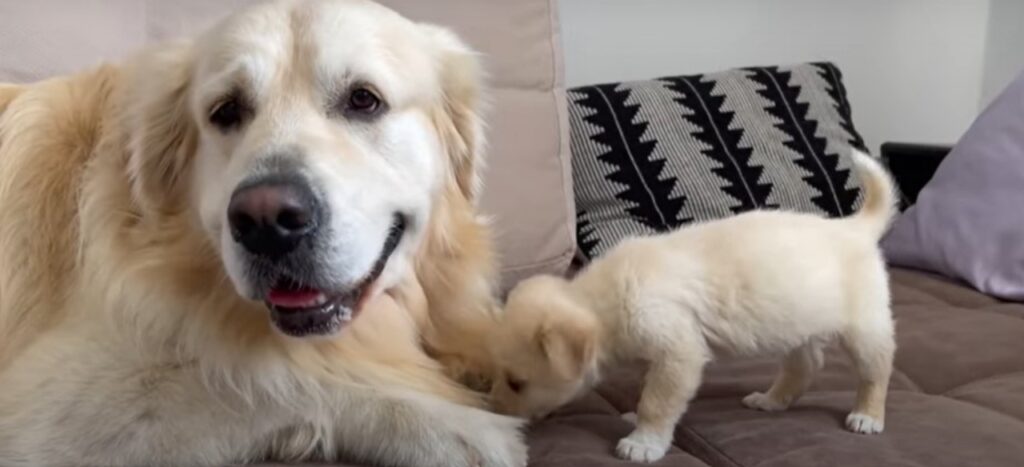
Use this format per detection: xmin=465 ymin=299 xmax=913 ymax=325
xmin=883 ymin=71 xmax=1024 ymax=301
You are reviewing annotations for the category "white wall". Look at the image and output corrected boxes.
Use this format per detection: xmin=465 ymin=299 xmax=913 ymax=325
xmin=981 ymin=0 xmax=1024 ymax=107
xmin=557 ymin=0 xmax=995 ymax=152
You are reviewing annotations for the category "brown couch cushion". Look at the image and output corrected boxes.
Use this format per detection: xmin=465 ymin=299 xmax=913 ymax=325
xmin=0 ymin=0 xmax=576 ymax=290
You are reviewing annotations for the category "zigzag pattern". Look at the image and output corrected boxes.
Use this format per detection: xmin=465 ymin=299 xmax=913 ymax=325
xmin=568 ymin=62 xmax=870 ymax=259
xmin=815 ymin=62 xmax=868 ymax=152
xmin=747 ymin=66 xmax=860 ymax=216
xmin=571 ymin=84 xmax=685 ymax=231
xmin=576 ymin=209 xmax=600 ymax=260
xmin=663 ymin=75 xmax=775 ymax=214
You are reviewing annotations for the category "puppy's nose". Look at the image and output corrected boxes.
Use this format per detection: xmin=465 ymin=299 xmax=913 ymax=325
xmin=227 ymin=178 xmax=321 ymax=257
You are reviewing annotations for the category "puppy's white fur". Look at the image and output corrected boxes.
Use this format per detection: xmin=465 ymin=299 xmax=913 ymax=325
xmin=490 ymin=151 xmax=897 ymax=463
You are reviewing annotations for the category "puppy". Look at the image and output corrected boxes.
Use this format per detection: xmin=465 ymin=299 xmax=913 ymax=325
xmin=489 ymin=150 xmax=897 ymax=463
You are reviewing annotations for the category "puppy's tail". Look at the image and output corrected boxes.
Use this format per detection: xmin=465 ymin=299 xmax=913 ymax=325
xmin=847 ymin=149 xmax=898 ymax=239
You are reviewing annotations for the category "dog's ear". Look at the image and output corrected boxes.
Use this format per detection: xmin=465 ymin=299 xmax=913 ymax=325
xmin=537 ymin=314 xmax=597 ymax=381
xmin=423 ymin=25 xmax=486 ymax=203
xmin=0 ymin=84 xmax=22 ymax=119
xmin=123 ymin=42 xmax=198 ymax=215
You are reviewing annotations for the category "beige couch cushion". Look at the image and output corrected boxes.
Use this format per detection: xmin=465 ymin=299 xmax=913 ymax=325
xmin=0 ymin=0 xmax=575 ymax=290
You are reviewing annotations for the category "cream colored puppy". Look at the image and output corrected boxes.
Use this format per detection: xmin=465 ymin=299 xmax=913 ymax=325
xmin=489 ymin=151 xmax=897 ymax=463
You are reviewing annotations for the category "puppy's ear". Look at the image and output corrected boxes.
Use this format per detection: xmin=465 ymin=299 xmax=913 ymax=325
xmin=537 ymin=315 xmax=597 ymax=381
xmin=123 ymin=41 xmax=198 ymax=215
xmin=423 ymin=25 xmax=486 ymax=203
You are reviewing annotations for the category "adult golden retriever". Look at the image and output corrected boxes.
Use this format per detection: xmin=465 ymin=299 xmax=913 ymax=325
xmin=0 ymin=1 xmax=524 ymax=465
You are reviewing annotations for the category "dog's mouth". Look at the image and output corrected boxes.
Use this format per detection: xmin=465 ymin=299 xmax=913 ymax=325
xmin=264 ymin=215 xmax=407 ymax=337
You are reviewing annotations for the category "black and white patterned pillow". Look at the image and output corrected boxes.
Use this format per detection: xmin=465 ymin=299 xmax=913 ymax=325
xmin=569 ymin=62 xmax=869 ymax=259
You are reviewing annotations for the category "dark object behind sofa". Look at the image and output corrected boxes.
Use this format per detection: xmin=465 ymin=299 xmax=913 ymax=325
xmin=880 ymin=142 xmax=952 ymax=210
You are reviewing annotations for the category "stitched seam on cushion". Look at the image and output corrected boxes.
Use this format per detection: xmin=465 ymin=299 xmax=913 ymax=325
xmin=675 ymin=425 xmax=745 ymax=467
xmin=892 ymin=365 xmax=924 ymax=393
xmin=493 ymin=0 xmax=577 ymax=277
xmin=543 ymin=0 xmax=577 ymax=264
xmin=936 ymin=393 xmax=1024 ymax=424
xmin=942 ymin=370 xmax=1024 ymax=397
xmin=891 ymin=271 xmax=957 ymax=306
xmin=501 ymin=247 xmax=575 ymax=272
xmin=896 ymin=373 xmax=924 ymax=393
xmin=552 ymin=87 xmax=577 ymax=255
xmin=894 ymin=270 xmax=1007 ymax=309
xmin=905 ymin=284 xmax=954 ymax=306
xmin=545 ymin=0 xmax=561 ymax=93
xmin=979 ymin=305 xmax=1024 ymax=320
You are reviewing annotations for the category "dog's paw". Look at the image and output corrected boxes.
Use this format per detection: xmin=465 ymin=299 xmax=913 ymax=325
xmin=615 ymin=429 xmax=670 ymax=463
xmin=464 ymin=413 xmax=529 ymax=467
xmin=845 ymin=412 xmax=884 ymax=434
xmin=621 ymin=412 xmax=638 ymax=424
xmin=742 ymin=391 xmax=790 ymax=412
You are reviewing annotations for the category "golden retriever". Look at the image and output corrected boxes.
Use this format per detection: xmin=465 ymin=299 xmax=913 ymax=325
xmin=0 ymin=1 xmax=524 ymax=466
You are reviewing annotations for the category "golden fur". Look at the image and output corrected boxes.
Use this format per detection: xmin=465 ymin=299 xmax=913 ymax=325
xmin=0 ymin=1 xmax=522 ymax=466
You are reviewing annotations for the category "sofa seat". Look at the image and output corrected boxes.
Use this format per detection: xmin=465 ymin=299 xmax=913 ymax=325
xmin=249 ymin=268 xmax=1024 ymax=466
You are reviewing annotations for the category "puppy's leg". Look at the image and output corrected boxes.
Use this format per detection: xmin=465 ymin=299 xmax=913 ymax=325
xmin=840 ymin=312 xmax=895 ymax=435
xmin=616 ymin=355 xmax=705 ymax=463
xmin=743 ymin=341 xmax=824 ymax=412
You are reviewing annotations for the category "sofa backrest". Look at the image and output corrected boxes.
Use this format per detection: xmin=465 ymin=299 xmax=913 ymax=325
xmin=0 ymin=0 xmax=576 ymax=290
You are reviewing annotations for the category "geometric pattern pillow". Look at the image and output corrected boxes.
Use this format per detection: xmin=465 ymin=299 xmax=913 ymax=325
xmin=569 ymin=62 xmax=869 ymax=259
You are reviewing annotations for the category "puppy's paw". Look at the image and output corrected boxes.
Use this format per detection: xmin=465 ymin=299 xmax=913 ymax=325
xmin=845 ymin=412 xmax=884 ymax=434
xmin=742 ymin=391 xmax=790 ymax=412
xmin=621 ymin=412 xmax=638 ymax=424
xmin=615 ymin=429 xmax=670 ymax=463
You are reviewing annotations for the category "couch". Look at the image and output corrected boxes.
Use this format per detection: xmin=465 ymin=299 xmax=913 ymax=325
xmin=3 ymin=2 xmax=1023 ymax=466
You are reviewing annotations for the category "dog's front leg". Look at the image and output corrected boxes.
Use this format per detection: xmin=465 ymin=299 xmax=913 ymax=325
xmin=324 ymin=387 xmax=527 ymax=467
xmin=617 ymin=355 xmax=705 ymax=463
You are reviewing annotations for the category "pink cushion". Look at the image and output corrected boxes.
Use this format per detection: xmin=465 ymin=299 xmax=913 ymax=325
xmin=0 ymin=0 xmax=575 ymax=290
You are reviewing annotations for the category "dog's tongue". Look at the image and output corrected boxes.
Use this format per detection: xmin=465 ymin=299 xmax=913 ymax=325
xmin=267 ymin=288 xmax=325 ymax=309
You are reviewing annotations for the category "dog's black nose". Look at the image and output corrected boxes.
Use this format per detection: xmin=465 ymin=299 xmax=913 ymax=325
xmin=227 ymin=178 xmax=321 ymax=257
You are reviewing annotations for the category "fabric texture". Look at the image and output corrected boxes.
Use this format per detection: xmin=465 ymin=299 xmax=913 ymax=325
xmin=248 ymin=268 xmax=1024 ymax=467
xmin=883 ymin=71 xmax=1024 ymax=301
xmin=568 ymin=62 xmax=868 ymax=259
xmin=0 ymin=0 xmax=576 ymax=291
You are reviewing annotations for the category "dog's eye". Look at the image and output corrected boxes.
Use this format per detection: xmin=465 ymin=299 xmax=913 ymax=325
xmin=209 ymin=96 xmax=248 ymax=130
xmin=347 ymin=87 xmax=382 ymax=115
xmin=507 ymin=376 xmax=527 ymax=394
